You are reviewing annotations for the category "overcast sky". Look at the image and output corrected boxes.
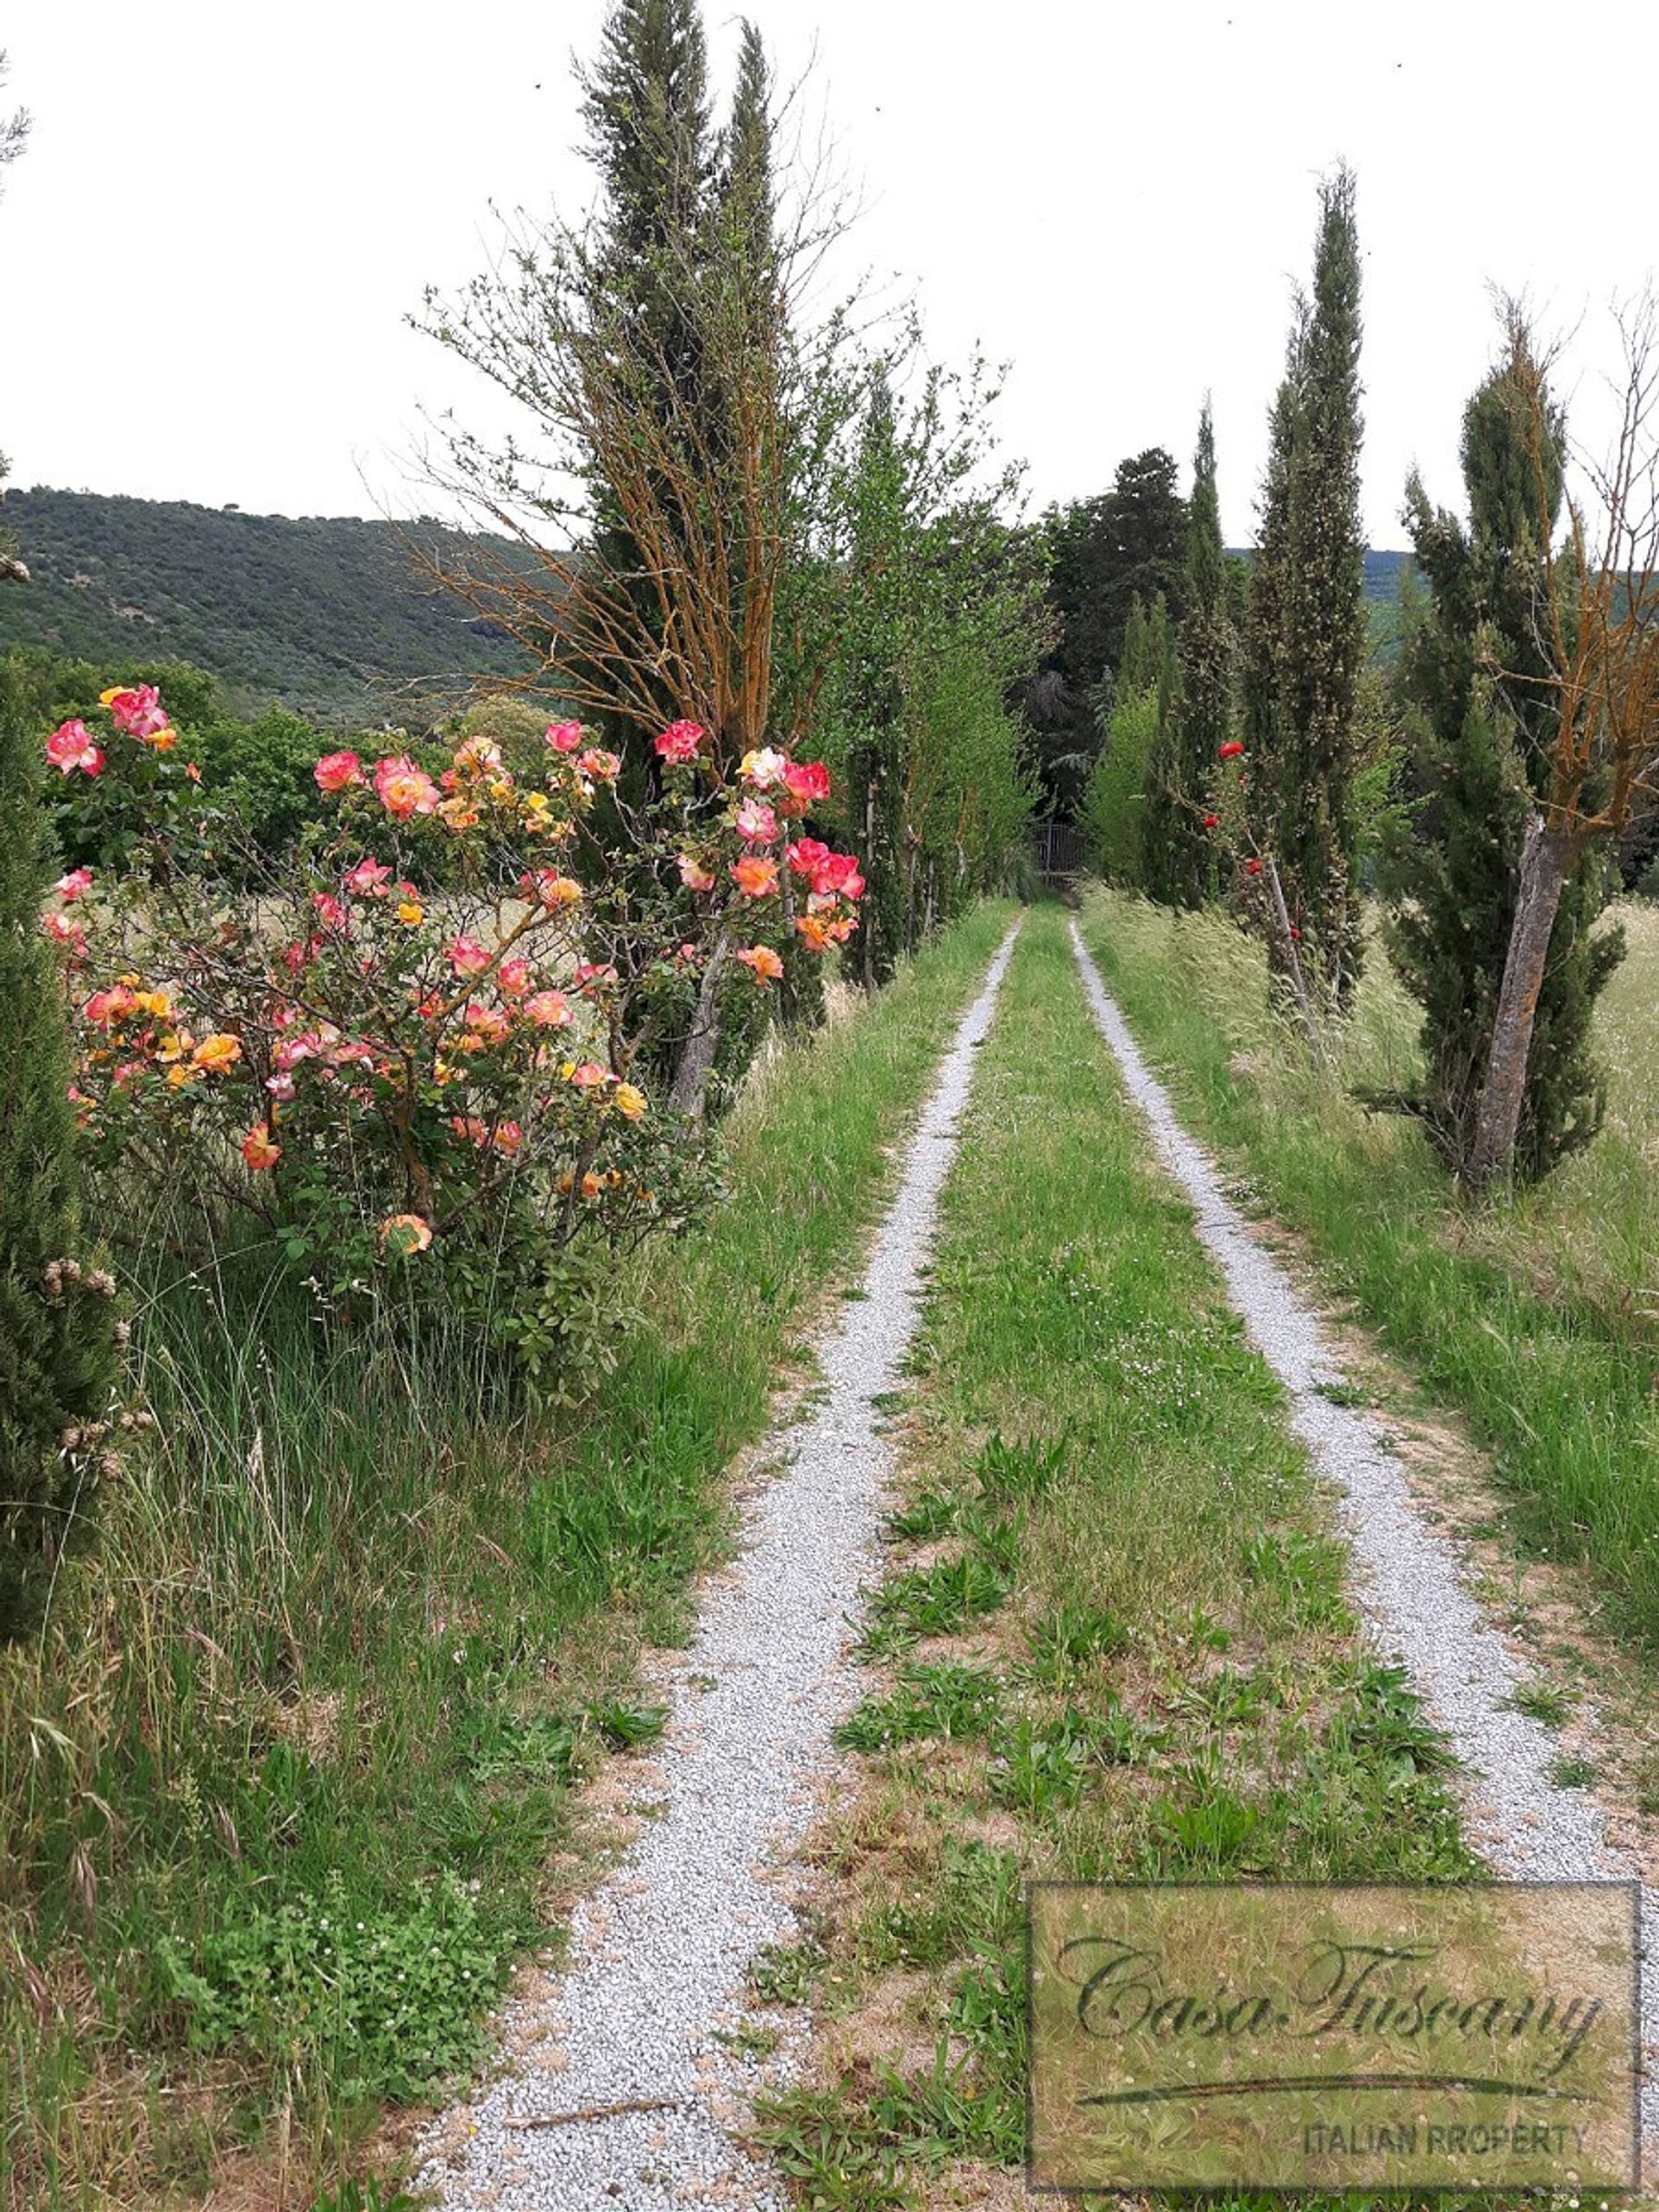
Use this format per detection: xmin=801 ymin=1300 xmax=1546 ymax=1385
xmin=3 ymin=0 xmax=1654 ymax=547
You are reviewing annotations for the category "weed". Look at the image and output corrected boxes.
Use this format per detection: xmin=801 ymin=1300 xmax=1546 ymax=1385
xmin=859 ymin=1554 xmax=1009 ymax=1656
xmin=835 ymin=1662 xmax=1002 ymax=1752
xmin=1510 ymin=1679 xmax=1573 ymax=1728
xmin=748 ymin=1936 xmax=829 ymax=2006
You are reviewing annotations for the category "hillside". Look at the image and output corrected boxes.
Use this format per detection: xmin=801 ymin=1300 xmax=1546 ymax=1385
xmin=0 ymin=487 xmax=537 ymax=716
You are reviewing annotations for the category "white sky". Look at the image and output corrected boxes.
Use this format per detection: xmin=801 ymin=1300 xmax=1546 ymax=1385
xmin=3 ymin=0 xmax=1655 ymax=547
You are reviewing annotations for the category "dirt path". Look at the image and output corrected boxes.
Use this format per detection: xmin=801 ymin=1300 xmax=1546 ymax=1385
xmin=1070 ymin=915 xmax=1656 ymax=2166
xmin=412 ymin=925 xmax=1019 ymax=2211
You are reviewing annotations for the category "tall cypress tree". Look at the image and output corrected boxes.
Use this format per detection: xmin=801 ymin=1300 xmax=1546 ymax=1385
xmin=577 ymin=1 xmax=714 ymax=737
xmin=1144 ymin=402 xmax=1234 ymax=906
xmin=1262 ymin=165 xmax=1367 ymax=1001
xmin=1381 ymin=337 xmax=1623 ymax=1182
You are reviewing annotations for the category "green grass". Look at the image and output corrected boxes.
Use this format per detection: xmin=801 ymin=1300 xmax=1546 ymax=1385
xmin=0 ymin=902 xmax=1014 ymax=2212
xmin=1074 ymin=887 xmax=1659 ymax=1652
xmin=753 ymin=906 xmax=1477 ymax=2209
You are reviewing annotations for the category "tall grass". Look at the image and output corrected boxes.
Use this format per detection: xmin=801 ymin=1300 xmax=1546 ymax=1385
xmin=1077 ymin=887 xmax=1659 ymax=1649
xmin=0 ymin=900 xmax=1014 ymax=2211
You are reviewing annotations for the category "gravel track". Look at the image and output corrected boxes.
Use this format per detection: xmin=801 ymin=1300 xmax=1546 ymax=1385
xmin=415 ymin=925 xmax=1019 ymax=2211
xmin=1070 ymin=917 xmax=1655 ymax=2166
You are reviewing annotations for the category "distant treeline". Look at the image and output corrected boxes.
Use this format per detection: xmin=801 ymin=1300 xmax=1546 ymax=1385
xmin=0 ymin=488 xmax=537 ymax=717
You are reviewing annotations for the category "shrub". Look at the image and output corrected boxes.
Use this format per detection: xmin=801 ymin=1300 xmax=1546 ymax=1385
xmin=0 ymin=654 xmax=118 ymax=1640
xmin=47 ymin=690 xmax=864 ymax=1390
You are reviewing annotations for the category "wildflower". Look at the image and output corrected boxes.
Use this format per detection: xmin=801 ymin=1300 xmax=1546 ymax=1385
xmin=312 ymin=893 xmax=349 ymax=931
xmin=572 ymin=962 xmax=616 ymax=992
xmin=736 ymin=944 xmax=785 ymax=983
xmin=578 ymin=747 xmax=620 ymax=782
xmin=783 ymin=758 xmax=830 ymax=803
xmin=1218 ymin=740 xmax=1245 ymax=761
xmin=314 ymin=749 xmax=364 ymax=791
xmin=678 ymin=854 xmax=717 ymax=892
xmin=796 ymin=912 xmax=833 ymax=952
xmin=99 ymin=683 xmax=170 ymax=741
xmin=568 ymin=1062 xmax=610 ymax=1090
xmin=613 ymin=1082 xmax=647 ymax=1121
xmin=732 ymin=855 xmax=779 ymax=899
xmin=46 ymin=720 xmax=104 ymax=776
xmin=446 ymin=938 xmax=491 ymax=978
xmin=380 ymin=1212 xmax=433 ymax=1255
xmin=41 ymin=912 xmax=83 ymax=947
xmin=266 ymin=1072 xmax=296 ymax=1103
xmin=397 ymin=898 xmax=424 ymax=926
xmin=493 ymin=1121 xmax=524 ymax=1156
xmin=786 ymin=837 xmax=830 ymax=878
xmin=1245 ymin=858 xmax=1262 ymax=877
xmin=739 ymin=746 xmax=788 ymax=791
xmin=343 ymin=857 xmax=393 ymax=897
xmin=461 ymin=1004 xmax=511 ymax=1046
xmin=373 ymin=754 xmax=441 ymax=819
xmin=654 ymin=720 xmax=705 ymax=764
xmin=454 ymin=734 xmax=503 ymax=774
xmin=524 ymin=869 xmax=582 ymax=909
xmin=497 ymin=957 xmax=531 ymax=996
xmin=525 ymin=988 xmax=570 ymax=1027
xmin=1202 ymin=813 xmax=1219 ymax=830
xmin=241 ymin=1123 xmax=281 ymax=1171
xmin=54 ymin=867 xmax=94 ymax=902
xmin=735 ymin=798 xmax=779 ymax=844
xmin=85 ymin=985 xmax=137 ymax=1027
xmin=191 ymin=1033 xmax=243 ymax=1073
xmin=544 ymin=720 xmax=585 ymax=753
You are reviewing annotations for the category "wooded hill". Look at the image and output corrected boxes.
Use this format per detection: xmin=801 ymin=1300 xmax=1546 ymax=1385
xmin=0 ymin=487 xmax=536 ymax=717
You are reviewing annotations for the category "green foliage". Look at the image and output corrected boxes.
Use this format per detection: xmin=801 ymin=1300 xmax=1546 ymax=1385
xmin=1024 ymin=448 xmax=1188 ymax=812
xmin=1243 ymin=167 xmax=1368 ymax=999
xmin=1143 ymin=403 xmax=1235 ymax=906
xmin=859 ymin=1553 xmax=1009 ymax=1656
xmin=1381 ymin=334 xmax=1622 ymax=1184
xmin=1 ymin=904 xmax=1014 ymax=2204
xmin=835 ymin=1661 xmax=1002 ymax=1751
xmin=161 ymin=1869 xmax=510 ymax=2101
xmin=780 ymin=351 xmax=1044 ymax=983
xmin=1080 ymin=682 xmax=1159 ymax=886
xmin=0 ymin=653 xmax=118 ymax=1641
xmin=0 ymin=489 xmax=533 ymax=716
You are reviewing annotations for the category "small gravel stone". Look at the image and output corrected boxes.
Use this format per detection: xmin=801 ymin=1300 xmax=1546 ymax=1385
xmin=416 ymin=927 xmax=1019 ymax=2211
xmin=1071 ymin=918 xmax=1656 ymax=2160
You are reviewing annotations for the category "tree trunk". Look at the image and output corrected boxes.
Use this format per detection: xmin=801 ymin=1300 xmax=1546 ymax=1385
xmin=667 ymin=933 xmax=731 ymax=1121
xmin=1467 ymin=815 xmax=1576 ymax=1195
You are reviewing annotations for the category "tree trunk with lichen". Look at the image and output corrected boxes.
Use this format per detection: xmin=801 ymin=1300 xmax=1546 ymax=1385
xmin=667 ymin=931 xmax=731 ymax=1120
xmin=1467 ymin=815 xmax=1577 ymax=1195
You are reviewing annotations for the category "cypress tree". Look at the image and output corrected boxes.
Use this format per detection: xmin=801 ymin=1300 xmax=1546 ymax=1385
xmin=843 ymin=372 xmax=909 ymax=988
xmin=1264 ymin=165 xmax=1367 ymax=1001
xmin=1382 ymin=336 xmax=1622 ymax=1182
xmin=0 ymin=656 xmax=118 ymax=1639
xmin=578 ymin=0 xmax=715 ymax=737
xmin=1144 ymin=402 xmax=1234 ymax=906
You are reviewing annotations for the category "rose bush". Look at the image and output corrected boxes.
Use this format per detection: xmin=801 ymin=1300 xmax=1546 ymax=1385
xmin=44 ymin=692 xmax=863 ymax=1395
